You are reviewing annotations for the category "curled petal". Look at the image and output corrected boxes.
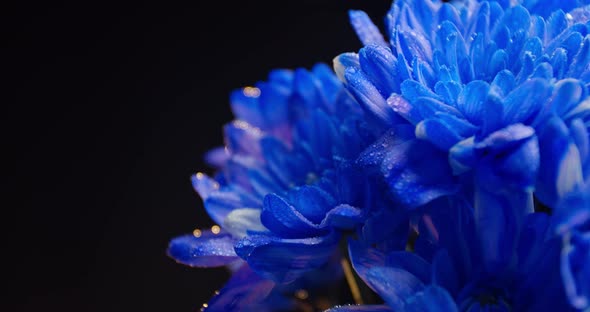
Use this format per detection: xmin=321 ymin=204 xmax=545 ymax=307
xmin=319 ymin=204 xmax=364 ymax=230
xmin=261 ymin=193 xmax=324 ymax=238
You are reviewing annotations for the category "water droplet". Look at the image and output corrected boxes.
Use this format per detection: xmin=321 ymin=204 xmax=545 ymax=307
xmin=243 ymin=86 xmax=260 ymax=98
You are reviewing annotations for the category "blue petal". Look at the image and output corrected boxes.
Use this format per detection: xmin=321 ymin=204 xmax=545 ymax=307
xmin=293 ymin=68 xmax=324 ymax=113
xmin=561 ymin=230 xmax=590 ymax=310
xmin=334 ymin=52 xmax=360 ymax=82
xmin=414 ymin=97 xmax=463 ymax=121
xmin=204 ymin=147 xmax=229 ymax=168
xmin=230 ymin=87 xmax=264 ymax=128
xmin=388 ymin=94 xmax=422 ymax=125
xmin=473 ymin=187 xmax=530 ymax=273
xmin=549 ymin=79 xmax=586 ymax=120
xmin=349 ymin=10 xmax=387 ymax=47
xmin=293 ymin=109 xmax=337 ymax=165
xmin=223 ymin=121 xmax=262 ymax=157
xmin=291 ymin=185 xmax=336 ymax=225
xmin=319 ymin=204 xmax=364 ymax=230
xmin=416 ymin=118 xmax=465 ymax=151
xmin=456 ymin=80 xmax=490 ymax=126
xmin=449 ymin=137 xmax=477 ymax=175
xmin=202 ymin=190 xmax=245 ymax=226
xmin=404 ymin=286 xmax=458 ymax=312
xmin=502 ymin=78 xmax=551 ymax=126
xmin=223 ymin=208 xmax=268 ymax=239
xmin=381 ymin=135 xmax=458 ymax=208
xmin=531 ymin=62 xmax=553 ymax=79
xmin=235 ymin=233 xmax=339 ymax=283
xmin=344 ymin=68 xmax=399 ymax=128
xmin=401 ymin=80 xmax=443 ymax=104
xmin=258 ymin=81 xmax=290 ymax=129
xmin=397 ymin=28 xmax=433 ymax=64
xmin=359 ymin=127 xmax=449 ymax=206
xmin=385 ymin=251 xmax=432 ymax=284
xmin=365 ymin=267 xmax=425 ymax=310
xmin=261 ymin=193 xmax=323 ymax=238
xmin=567 ymin=35 xmax=590 ymax=78
xmin=348 ymin=239 xmax=386 ymax=280
xmin=359 ymin=44 xmax=400 ymax=96
xmin=551 ymin=48 xmax=569 ymax=79
xmin=554 ymin=181 xmax=590 ymax=235
xmin=260 ymin=137 xmax=309 ymax=188
xmin=434 ymin=81 xmax=462 ymax=105
xmin=267 ymin=68 xmax=294 ymax=89
xmin=167 ymin=232 xmax=238 ymax=267
xmin=205 ymin=264 xmax=276 ymax=312
xmin=489 ymin=70 xmax=515 ymax=100
xmin=416 ymin=114 xmax=476 ymax=151
xmin=312 ymin=63 xmax=343 ymax=110
xmin=497 ymin=5 xmax=531 ymax=46
xmin=536 ymin=117 xmax=584 ymax=207
xmin=569 ymin=118 xmax=589 ymax=174
xmin=191 ymin=172 xmax=220 ymax=201
xmin=474 ymin=124 xmax=540 ymax=192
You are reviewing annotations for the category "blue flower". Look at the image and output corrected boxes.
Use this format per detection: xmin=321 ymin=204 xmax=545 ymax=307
xmin=334 ymin=0 xmax=590 ymax=310
xmin=337 ymin=199 xmax=574 ymax=311
xmin=168 ymin=63 xmax=394 ymax=309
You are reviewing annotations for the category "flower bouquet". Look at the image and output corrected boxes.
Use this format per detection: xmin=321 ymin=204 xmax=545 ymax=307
xmin=168 ymin=0 xmax=590 ymax=311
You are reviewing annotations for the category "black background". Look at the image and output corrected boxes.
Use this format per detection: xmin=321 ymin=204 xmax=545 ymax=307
xmin=6 ymin=1 xmax=391 ymax=311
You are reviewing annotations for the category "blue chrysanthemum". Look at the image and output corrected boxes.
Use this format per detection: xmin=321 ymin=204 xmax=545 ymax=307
xmin=167 ymin=63 xmax=399 ymax=310
xmin=333 ymin=0 xmax=590 ymax=310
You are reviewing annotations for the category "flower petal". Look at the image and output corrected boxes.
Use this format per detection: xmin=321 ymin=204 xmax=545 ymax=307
xmin=381 ymin=136 xmax=458 ymax=208
xmin=223 ymin=208 xmax=268 ymax=239
xmin=205 ymin=264 xmax=277 ymax=312
xmin=291 ymin=185 xmax=336 ymax=225
xmin=235 ymin=233 xmax=339 ymax=283
xmin=167 ymin=231 xmax=238 ymax=268
xmin=404 ymin=286 xmax=458 ymax=312
xmin=319 ymin=204 xmax=364 ymax=230
xmin=344 ymin=68 xmax=399 ymax=128
xmin=349 ymin=10 xmax=387 ymax=47
xmin=502 ymin=78 xmax=550 ymax=126
xmin=365 ymin=267 xmax=425 ymax=310
xmin=385 ymin=251 xmax=432 ymax=285
xmin=261 ymin=193 xmax=324 ymax=238
xmin=360 ymin=44 xmax=400 ymax=97
xmin=536 ymin=117 xmax=584 ymax=207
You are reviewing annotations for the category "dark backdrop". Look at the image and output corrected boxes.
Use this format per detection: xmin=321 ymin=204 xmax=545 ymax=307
xmin=7 ymin=1 xmax=391 ymax=311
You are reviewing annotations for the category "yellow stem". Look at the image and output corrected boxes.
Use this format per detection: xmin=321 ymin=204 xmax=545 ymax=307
xmin=340 ymin=258 xmax=363 ymax=305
